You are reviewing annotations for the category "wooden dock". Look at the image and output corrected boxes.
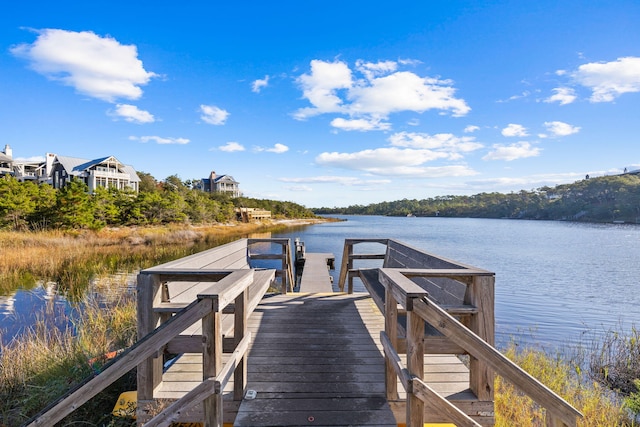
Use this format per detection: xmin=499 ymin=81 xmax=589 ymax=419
xmin=26 ymin=238 xmax=583 ymax=427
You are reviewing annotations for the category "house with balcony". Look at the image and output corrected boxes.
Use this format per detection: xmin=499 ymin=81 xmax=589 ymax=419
xmin=196 ymin=170 xmax=241 ymax=197
xmin=50 ymin=155 xmax=140 ymax=192
xmin=0 ymin=145 xmax=12 ymax=177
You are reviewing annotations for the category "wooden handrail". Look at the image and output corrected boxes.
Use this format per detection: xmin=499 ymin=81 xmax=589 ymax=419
xmin=247 ymin=238 xmax=293 ymax=293
xmin=338 ymin=238 xmax=389 ymax=292
xmin=23 ymin=298 xmax=213 ymax=427
xmin=380 ymin=267 xmax=582 ymax=427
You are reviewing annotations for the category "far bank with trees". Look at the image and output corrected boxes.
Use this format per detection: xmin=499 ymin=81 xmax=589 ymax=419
xmin=316 ymin=174 xmax=640 ymax=224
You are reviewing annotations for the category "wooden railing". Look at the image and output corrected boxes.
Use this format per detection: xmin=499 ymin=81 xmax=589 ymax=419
xmin=380 ymin=268 xmax=583 ymax=427
xmin=23 ymin=269 xmax=257 ymax=427
xmin=247 ymin=237 xmax=294 ymax=293
xmin=338 ymin=238 xmax=389 ymax=293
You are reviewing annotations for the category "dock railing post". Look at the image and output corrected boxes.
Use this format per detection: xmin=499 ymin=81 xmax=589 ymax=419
xmin=384 ymin=285 xmax=399 ymax=400
xmin=466 ymin=275 xmax=495 ymax=402
xmin=406 ymin=298 xmax=425 ymax=427
xmin=136 ymin=273 xmax=164 ymax=423
xmin=234 ymin=289 xmax=248 ymax=400
xmin=202 ymin=297 xmax=222 ymax=427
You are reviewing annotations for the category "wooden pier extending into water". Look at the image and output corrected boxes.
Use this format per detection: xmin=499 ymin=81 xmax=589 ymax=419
xmin=25 ymin=237 xmax=582 ymax=427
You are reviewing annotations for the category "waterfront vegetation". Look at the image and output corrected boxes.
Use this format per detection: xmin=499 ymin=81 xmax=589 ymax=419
xmin=0 ymin=173 xmax=316 ymax=232
xmin=316 ymin=174 xmax=640 ymax=224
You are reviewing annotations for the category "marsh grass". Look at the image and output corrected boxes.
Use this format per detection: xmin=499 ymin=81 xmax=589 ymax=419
xmin=0 ymin=294 xmax=137 ymax=426
xmin=496 ymin=345 xmax=635 ymax=426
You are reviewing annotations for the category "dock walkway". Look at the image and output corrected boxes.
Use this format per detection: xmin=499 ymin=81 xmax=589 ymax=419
xmin=26 ymin=239 xmax=582 ymax=427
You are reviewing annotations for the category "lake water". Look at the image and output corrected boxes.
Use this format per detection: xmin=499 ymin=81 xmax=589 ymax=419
xmin=2 ymin=216 xmax=639 ymax=351
xmin=272 ymin=215 xmax=640 ymax=350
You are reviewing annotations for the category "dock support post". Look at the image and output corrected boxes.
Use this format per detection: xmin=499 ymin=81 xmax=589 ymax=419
xmin=406 ymin=304 xmax=425 ymax=427
xmin=202 ymin=298 xmax=223 ymax=427
xmin=234 ymin=289 xmax=248 ymax=400
xmin=384 ymin=285 xmax=399 ymax=400
xmin=136 ymin=273 xmax=163 ymax=424
xmin=467 ymin=275 xmax=495 ymax=401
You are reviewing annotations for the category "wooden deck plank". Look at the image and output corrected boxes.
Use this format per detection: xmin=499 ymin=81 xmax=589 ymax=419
xmin=234 ymin=293 xmax=397 ymax=426
xmin=156 ymin=292 xmax=475 ymax=426
xmin=297 ymin=253 xmax=335 ymax=292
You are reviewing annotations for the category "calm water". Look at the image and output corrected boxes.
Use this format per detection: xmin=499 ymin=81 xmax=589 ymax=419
xmin=273 ymin=215 xmax=640 ymax=349
xmin=2 ymin=216 xmax=639 ymax=350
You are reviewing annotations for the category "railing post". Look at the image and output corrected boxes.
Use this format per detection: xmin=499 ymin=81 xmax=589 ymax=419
xmin=234 ymin=289 xmax=248 ymax=400
xmin=202 ymin=298 xmax=222 ymax=427
xmin=136 ymin=273 xmax=164 ymax=424
xmin=384 ymin=285 xmax=399 ymax=400
xmin=466 ymin=275 xmax=495 ymax=401
xmin=338 ymin=240 xmax=353 ymax=292
xmin=406 ymin=300 xmax=425 ymax=427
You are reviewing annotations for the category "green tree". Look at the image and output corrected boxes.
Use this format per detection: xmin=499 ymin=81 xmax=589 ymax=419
xmin=55 ymin=179 xmax=95 ymax=229
xmin=0 ymin=176 xmax=36 ymax=230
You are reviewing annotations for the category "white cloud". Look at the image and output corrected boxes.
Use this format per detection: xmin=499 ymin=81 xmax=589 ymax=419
xmin=111 ymin=104 xmax=155 ymax=123
xmin=545 ymin=87 xmax=577 ymax=105
xmin=11 ymin=28 xmax=156 ymax=102
xmin=572 ymin=56 xmax=640 ymax=102
xmin=294 ymin=59 xmax=470 ymax=130
xmin=254 ymin=143 xmax=289 ymax=153
xmin=464 ymin=125 xmax=480 ymax=133
xmin=330 ymin=117 xmax=391 ymax=131
xmin=279 ymin=176 xmax=391 ymax=186
xmin=129 ymin=135 xmax=189 ymax=145
xmin=501 ymin=123 xmax=529 ymax=137
xmin=285 ymin=185 xmax=313 ymax=192
xmin=543 ymin=121 xmax=580 ymax=137
xmin=200 ymin=105 xmax=229 ymax=125
xmin=252 ymin=75 xmax=270 ymax=93
xmin=219 ymin=142 xmax=245 ymax=152
xmin=482 ymin=142 xmax=540 ymax=161
xmin=389 ymin=132 xmax=483 ymax=155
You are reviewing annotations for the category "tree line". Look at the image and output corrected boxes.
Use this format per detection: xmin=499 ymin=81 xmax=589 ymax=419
xmin=0 ymin=172 xmax=316 ymax=231
xmin=315 ymin=174 xmax=640 ymax=223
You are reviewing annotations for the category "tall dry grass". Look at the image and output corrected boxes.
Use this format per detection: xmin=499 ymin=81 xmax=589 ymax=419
xmin=495 ymin=345 xmax=635 ymax=426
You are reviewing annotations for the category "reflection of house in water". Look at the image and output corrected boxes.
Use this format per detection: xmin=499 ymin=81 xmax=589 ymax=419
xmin=0 ymin=294 xmax=16 ymax=317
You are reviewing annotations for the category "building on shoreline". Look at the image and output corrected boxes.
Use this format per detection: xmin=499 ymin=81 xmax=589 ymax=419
xmin=195 ymin=170 xmax=241 ymax=197
xmin=0 ymin=145 xmax=140 ymax=192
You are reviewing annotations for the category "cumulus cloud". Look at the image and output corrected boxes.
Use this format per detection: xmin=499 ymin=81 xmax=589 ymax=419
xmin=501 ymin=123 xmax=529 ymax=137
xmin=111 ymin=104 xmax=155 ymax=123
xmin=389 ymin=132 xmax=483 ymax=155
xmin=218 ymin=142 xmax=245 ymax=152
xmin=129 ymin=135 xmax=189 ymax=145
xmin=294 ymin=59 xmax=470 ymax=130
xmin=254 ymin=143 xmax=289 ymax=153
xmin=11 ymin=28 xmax=156 ymax=102
xmin=483 ymin=142 xmax=540 ymax=161
xmin=464 ymin=125 xmax=480 ymax=133
xmin=572 ymin=56 xmax=640 ymax=102
xmin=330 ymin=117 xmax=391 ymax=131
xmin=279 ymin=176 xmax=391 ymax=186
xmin=543 ymin=121 xmax=581 ymax=137
xmin=200 ymin=105 xmax=229 ymax=125
xmin=545 ymin=87 xmax=577 ymax=105
xmin=252 ymin=75 xmax=270 ymax=93
xmin=315 ymin=147 xmax=477 ymax=177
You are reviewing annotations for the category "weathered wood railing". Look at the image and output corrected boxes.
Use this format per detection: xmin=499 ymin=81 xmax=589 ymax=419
xmin=247 ymin=237 xmax=294 ymax=293
xmin=138 ymin=268 xmax=260 ymax=426
xmin=23 ymin=269 xmax=258 ymax=427
xmin=337 ymin=238 xmax=582 ymax=427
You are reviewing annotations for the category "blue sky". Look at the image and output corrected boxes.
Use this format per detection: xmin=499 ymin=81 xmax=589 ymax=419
xmin=2 ymin=1 xmax=640 ymax=208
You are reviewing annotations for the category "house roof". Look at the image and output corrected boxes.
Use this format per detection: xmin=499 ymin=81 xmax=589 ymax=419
xmin=55 ymin=155 xmax=141 ymax=182
xmin=0 ymin=153 xmax=12 ymax=163
xmin=214 ymin=174 xmax=239 ymax=184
